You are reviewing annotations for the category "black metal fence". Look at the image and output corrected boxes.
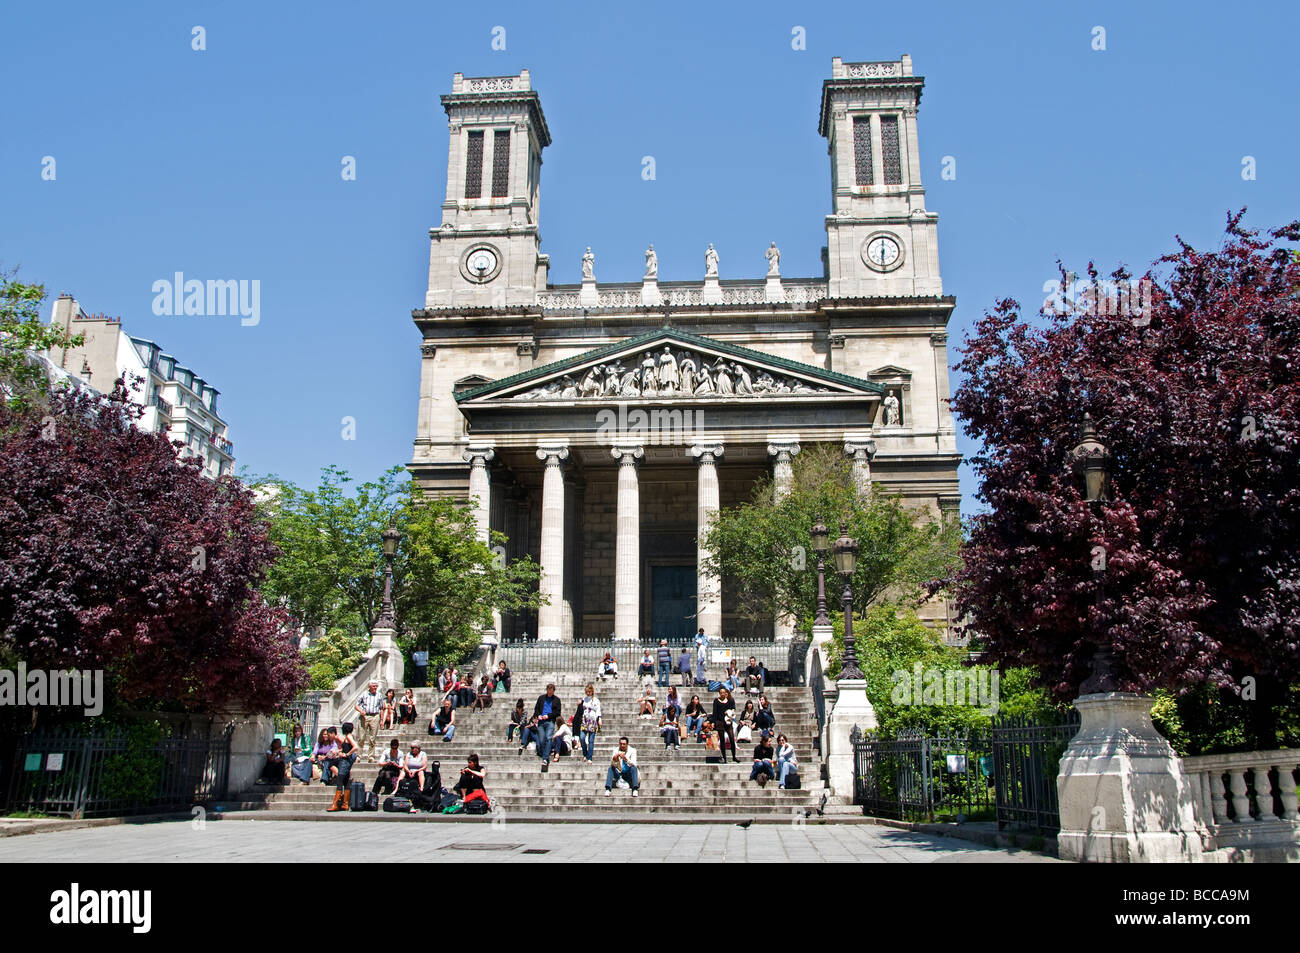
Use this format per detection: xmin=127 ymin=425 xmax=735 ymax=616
xmin=990 ymin=711 xmax=1080 ymax=832
xmin=498 ymin=637 xmax=796 ymax=682
xmin=4 ymin=722 xmax=234 ymax=819
xmin=851 ymin=711 xmax=1081 ymax=831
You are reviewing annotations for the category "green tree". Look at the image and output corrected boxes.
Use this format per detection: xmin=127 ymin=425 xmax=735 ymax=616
xmin=0 ymin=272 xmax=82 ymax=415
xmin=702 ymin=443 xmax=960 ymax=626
xmin=253 ymin=466 xmax=542 ymax=670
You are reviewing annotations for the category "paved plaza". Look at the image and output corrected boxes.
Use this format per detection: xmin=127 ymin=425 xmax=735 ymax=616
xmin=0 ymin=818 xmax=1057 ymax=863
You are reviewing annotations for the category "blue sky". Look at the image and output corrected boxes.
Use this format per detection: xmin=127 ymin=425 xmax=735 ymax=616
xmin=2 ymin=1 xmax=1296 ymax=514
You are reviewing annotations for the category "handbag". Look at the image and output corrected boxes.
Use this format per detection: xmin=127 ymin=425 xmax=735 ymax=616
xmin=705 ymin=731 xmax=720 ymax=750
xmin=383 ymin=796 xmax=413 ymax=813
xmin=737 ymin=725 xmax=752 ymax=743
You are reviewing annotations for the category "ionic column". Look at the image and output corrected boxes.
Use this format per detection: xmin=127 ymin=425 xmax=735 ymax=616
xmin=843 ymin=437 xmax=877 ymax=498
xmin=463 ymin=446 xmax=498 ymax=638
xmin=535 ymin=445 xmax=569 ymax=642
xmin=767 ymin=440 xmax=801 ymax=641
xmin=612 ymin=446 xmax=644 ymax=641
xmin=691 ymin=442 xmax=725 ymax=638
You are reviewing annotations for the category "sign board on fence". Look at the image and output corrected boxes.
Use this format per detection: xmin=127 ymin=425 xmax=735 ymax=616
xmin=945 ymin=753 xmax=967 ymax=774
xmin=46 ymin=753 xmax=64 ymax=772
xmin=24 ymin=753 xmax=41 ymax=772
xmin=711 ymin=649 xmax=733 ymax=665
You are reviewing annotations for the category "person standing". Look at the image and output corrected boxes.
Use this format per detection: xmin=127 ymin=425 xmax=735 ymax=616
xmin=578 ymin=683 xmax=602 ymax=764
xmin=352 ymin=679 xmax=384 ymax=761
xmin=656 ymin=639 xmax=672 ymax=687
xmin=712 ymin=688 xmax=738 ymax=763
xmin=533 ymin=683 xmax=562 ymax=773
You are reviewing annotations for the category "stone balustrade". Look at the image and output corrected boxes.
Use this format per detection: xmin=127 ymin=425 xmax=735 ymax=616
xmin=536 ymin=279 xmax=827 ymax=313
xmin=1183 ymin=749 xmax=1300 ymax=862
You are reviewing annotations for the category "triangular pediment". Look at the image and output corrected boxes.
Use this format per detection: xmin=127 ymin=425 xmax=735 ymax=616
xmin=455 ymin=328 xmax=884 ymax=403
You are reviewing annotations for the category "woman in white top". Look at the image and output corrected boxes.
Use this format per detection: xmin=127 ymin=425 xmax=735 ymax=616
xmin=579 ymin=683 xmax=603 ymax=763
xmin=776 ymin=734 xmax=799 ymax=789
xmin=637 ymin=684 xmax=657 ymax=718
xmin=403 ymin=743 xmax=428 ymax=792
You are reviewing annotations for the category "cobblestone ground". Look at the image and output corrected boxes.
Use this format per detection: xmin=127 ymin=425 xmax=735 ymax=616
xmin=0 ymin=819 xmax=1059 ymax=863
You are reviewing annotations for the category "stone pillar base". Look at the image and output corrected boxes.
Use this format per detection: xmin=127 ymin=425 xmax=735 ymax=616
xmin=826 ymin=677 xmax=876 ymax=799
xmin=641 ymin=278 xmax=660 ymax=306
xmin=702 ymin=275 xmax=722 ymax=304
xmin=1056 ymin=692 xmax=1207 ymax=863
xmin=764 ymin=276 xmax=784 ymax=301
xmin=368 ymin=626 xmax=405 ymax=688
xmin=580 ymin=278 xmax=598 ymax=307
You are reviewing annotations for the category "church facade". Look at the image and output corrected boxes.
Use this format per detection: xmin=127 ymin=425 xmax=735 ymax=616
xmin=409 ymin=57 xmax=960 ymax=643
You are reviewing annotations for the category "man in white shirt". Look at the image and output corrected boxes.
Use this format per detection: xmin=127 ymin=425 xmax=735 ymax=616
xmin=604 ymin=736 xmax=640 ymax=797
xmin=353 ymin=680 xmax=383 ymax=760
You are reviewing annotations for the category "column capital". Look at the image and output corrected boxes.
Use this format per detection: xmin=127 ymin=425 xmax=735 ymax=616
xmin=690 ymin=443 xmax=724 ymax=463
xmin=843 ymin=438 xmax=878 ymax=461
xmin=536 ymin=445 xmax=570 ymax=465
xmin=462 ymin=445 xmax=496 ymax=465
xmin=766 ymin=439 xmax=802 ymax=461
xmin=611 ymin=445 xmax=644 ymax=465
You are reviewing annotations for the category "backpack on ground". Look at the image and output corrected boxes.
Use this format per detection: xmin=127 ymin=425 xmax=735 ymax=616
xmin=364 ymin=791 xmax=380 ymax=811
xmin=383 ymin=796 xmax=413 ymax=813
xmin=463 ymin=796 xmax=490 ymax=815
xmin=784 ymin=770 xmax=801 ymax=790
xmin=438 ymin=789 xmax=460 ymax=812
xmin=397 ymin=776 xmax=419 ymax=798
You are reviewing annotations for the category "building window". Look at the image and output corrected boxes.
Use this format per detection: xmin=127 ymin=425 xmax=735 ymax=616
xmin=464 ymin=130 xmax=484 ymax=198
xmin=853 ymin=116 xmax=873 ymax=186
xmin=491 ymin=130 xmax=510 ymax=197
xmin=880 ymin=115 xmax=902 ymax=185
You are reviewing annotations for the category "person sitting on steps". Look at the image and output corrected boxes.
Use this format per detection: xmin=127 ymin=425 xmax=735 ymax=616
xmin=455 ymin=752 xmax=486 ymax=800
xmin=473 ymin=674 xmax=494 ymax=711
xmin=749 ymin=731 xmax=777 ymax=786
xmin=506 ymin=699 xmax=528 ymax=743
xmin=429 ymin=698 xmax=456 ymax=741
xmin=659 ymin=709 xmax=681 ymax=749
xmin=683 ymin=695 xmax=707 ymax=741
xmin=776 ymin=734 xmax=799 ymax=789
xmin=312 ymin=728 xmax=340 ymax=786
xmin=493 ymin=661 xmax=512 ymax=693
xmin=374 ymin=738 xmax=404 ymax=795
xmin=743 ymin=656 xmax=765 ymax=695
xmin=597 ymin=652 xmax=618 ymax=681
xmin=755 ymin=695 xmax=776 ymax=733
xmin=398 ymin=688 xmax=418 ymax=725
xmin=551 ymin=715 xmax=576 ymax=761
xmin=379 ymin=688 xmax=398 ymax=729
xmin=663 ymin=685 xmax=683 ymax=720
xmin=604 ymin=736 xmax=639 ymax=797
xmin=736 ymin=700 xmax=757 ymax=743
xmin=637 ymin=650 xmax=655 ymax=681
xmin=637 ymin=684 xmax=657 ymax=718
xmin=402 ymin=742 xmax=428 ymax=793
xmin=257 ymin=738 xmax=287 ymax=784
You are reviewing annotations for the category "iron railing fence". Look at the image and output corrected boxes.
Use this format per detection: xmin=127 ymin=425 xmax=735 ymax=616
xmin=851 ymin=727 xmax=995 ymax=822
xmin=852 ymin=711 xmax=1080 ymax=831
xmin=990 ymin=710 xmax=1080 ymax=832
xmin=497 ymin=637 xmax=794 ymax=680
xmin=5 ymin=722 xmax=234 ymax=819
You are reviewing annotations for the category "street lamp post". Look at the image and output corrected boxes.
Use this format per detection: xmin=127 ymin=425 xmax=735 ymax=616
xmin=832 ymin=522 xmax=864 ymax=680
xmin=1069 ymin=412 xmax=1118 ymax=694
xmin=811 ymin=518 xmax=831 ymax=628
xmin=376 ymin=523 xmax=401 ymax=630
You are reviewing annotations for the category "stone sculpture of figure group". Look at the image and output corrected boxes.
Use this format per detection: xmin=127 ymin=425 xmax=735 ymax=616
xmin=619 ymin=243 xmax=778 ymax=280
xmin=513 ymin=345 xmax=830 ymax=401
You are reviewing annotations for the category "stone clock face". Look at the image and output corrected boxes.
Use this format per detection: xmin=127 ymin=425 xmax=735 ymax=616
xmin=466 ymin=248 xmax=498 ymax=280
xmin=862 ymin=233 xmax=903 ymax=272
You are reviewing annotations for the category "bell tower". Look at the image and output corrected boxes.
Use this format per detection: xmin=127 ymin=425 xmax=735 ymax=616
xmin=819 ymin=55 xmax=942 ymax=298
xmin=426 ymin=70 xmax=552 ymax=309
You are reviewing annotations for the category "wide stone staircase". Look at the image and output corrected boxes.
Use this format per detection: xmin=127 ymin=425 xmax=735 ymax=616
xmin=222 ymin=669 xmax=827 ymax=818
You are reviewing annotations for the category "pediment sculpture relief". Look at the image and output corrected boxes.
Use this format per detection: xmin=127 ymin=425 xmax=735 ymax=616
xmin=508 ymin=346 xmax=837 ymax=401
